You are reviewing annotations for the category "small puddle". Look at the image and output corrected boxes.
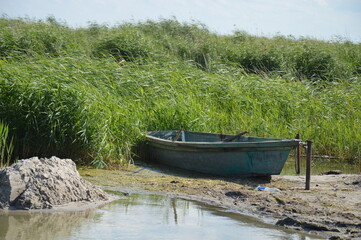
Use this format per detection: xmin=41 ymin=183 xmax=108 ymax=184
xmin=0 ymin=193 xmax=323 ymax=240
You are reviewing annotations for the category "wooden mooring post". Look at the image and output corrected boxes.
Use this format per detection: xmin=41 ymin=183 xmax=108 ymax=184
xmin=295 ymin=133 xmax=301 ymax=174
xmin=305 ymin=140 xmax=313 ymax=190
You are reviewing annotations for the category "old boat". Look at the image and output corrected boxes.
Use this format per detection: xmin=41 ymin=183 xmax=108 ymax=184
xmin=145 ymin=130 xmax=300 ymax=177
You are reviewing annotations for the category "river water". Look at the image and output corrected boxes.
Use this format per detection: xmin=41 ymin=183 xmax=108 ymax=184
xmin=0 ymin=193 xmax=323 ymax=240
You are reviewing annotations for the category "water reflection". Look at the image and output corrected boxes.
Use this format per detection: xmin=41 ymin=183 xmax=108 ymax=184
xmin=172 ymin=198 xmax=178 ymax=224
xmin=107 ymin=194 xmax=195 ymax=226
xmin=0 ymin=209 xmax=98 ymax=240
xmin=0 ymin=194 xmax=323 ymax=240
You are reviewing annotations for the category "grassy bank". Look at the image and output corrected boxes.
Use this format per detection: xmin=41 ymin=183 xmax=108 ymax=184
xmin=0 ymin=17 xmax=360 ymax=168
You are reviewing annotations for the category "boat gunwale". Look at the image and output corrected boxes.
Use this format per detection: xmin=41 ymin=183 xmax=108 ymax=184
xmin=146 ymin=132 xmax=301 ymax=149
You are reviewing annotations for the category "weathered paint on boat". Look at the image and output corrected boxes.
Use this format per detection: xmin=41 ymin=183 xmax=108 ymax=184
xmin=146 ymin=131 xmax=300 ymax=177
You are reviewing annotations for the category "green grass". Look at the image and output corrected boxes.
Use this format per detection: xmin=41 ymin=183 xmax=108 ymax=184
xmin=0 ymin=17 xmax=360 ymax=168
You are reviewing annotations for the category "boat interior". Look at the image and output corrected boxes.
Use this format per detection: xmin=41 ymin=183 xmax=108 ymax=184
xmin=148 ymin=130 xmax=283 ymax=143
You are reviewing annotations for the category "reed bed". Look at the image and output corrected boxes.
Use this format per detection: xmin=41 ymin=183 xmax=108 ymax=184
xmin=0 ymin=17 xmax=360 ymax=168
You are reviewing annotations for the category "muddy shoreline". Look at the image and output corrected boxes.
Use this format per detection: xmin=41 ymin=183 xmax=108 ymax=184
xmin=79 ymin=162 xmax=361 ymax=240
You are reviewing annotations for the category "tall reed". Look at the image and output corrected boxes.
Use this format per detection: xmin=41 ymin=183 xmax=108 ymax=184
xmin=0 ymin=121 xmax=14 ymax=167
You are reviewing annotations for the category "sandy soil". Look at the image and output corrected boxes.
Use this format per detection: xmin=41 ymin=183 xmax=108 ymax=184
xmin=79 ymin=162 xmax=361 ymax=240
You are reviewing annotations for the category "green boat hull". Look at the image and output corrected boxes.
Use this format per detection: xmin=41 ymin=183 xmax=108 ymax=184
xmin=146 ymin=131 xmax=299 ymax=177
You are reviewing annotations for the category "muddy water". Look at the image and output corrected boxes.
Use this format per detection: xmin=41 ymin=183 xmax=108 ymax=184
xmin=282 ymin=156 xmax=361 ymax=175
xmin=0 ymin=194 xmax=323 ymax=240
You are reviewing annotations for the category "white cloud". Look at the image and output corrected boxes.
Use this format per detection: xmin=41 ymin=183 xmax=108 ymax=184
xmin=315 ymin=0 xmax=328 ymax=7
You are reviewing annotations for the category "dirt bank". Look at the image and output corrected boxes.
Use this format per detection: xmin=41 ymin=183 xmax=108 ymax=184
xmin=79 ymin=162 xmax=361 ymax=240
xmin=0 ymin=157 xmax=111 ymax=210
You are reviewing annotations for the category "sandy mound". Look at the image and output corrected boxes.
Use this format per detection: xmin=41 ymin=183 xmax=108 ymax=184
xmin=0 ymin=157 xmax=110 ymax=210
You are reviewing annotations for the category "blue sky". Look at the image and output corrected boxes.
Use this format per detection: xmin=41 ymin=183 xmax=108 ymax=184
xmin=1 ymin=0 xmax=361 ymax=42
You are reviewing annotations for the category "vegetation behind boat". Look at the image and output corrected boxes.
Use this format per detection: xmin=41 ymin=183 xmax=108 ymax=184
xmin=0 ymin=17 xmax=360 ymax=169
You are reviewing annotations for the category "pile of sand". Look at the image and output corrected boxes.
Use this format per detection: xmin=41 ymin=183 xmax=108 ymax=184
xmin=0 ymin=157 xmax=110 ymax=210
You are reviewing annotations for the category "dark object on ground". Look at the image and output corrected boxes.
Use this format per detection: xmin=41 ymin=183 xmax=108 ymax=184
xmin=320 ymin=170 xmax=342 ymax=175
xmin=225 ymin=191 xmax=247 ymax=199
